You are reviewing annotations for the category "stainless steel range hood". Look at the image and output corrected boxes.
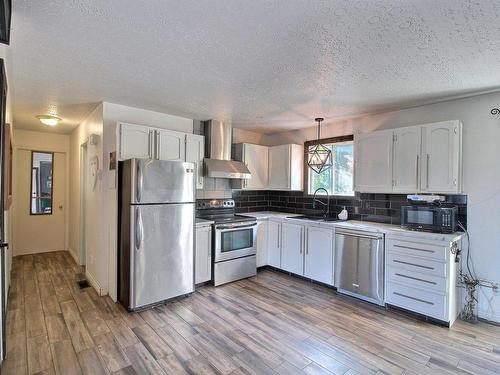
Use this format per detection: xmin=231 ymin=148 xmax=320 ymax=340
xmin=203 ymin=120 xmax=251 ymax=179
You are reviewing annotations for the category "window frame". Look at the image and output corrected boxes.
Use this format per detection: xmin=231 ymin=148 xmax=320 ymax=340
xmin=303 ymin=135 xmax=354 ymax=197
xmin=29 ymin=150 xmax=54 ymax=216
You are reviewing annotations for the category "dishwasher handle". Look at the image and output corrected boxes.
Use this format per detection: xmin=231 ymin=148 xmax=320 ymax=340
xmin=335 ymin=229 xmax=384 ymax=240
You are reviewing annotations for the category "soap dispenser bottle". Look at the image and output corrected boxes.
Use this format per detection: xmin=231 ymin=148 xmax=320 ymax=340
xmin=338 ymin=206 xmax=348 ymax=221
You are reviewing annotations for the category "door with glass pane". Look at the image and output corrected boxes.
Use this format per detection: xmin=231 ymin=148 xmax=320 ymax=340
xmin=14 ymin=150 xmax=66 ymax=254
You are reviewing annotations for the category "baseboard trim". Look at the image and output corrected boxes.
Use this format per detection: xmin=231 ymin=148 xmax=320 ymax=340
xmin=67 ymin=248 xmax=79 ymax=265
xmin=85 ymin=270 xmax=104 ymax=296
xmin=479 ymin=309 xmax=500 ymax=324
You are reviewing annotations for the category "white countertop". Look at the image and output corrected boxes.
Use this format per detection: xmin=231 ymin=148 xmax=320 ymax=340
xmin=241 ymin=211 xmax=463 ymax=242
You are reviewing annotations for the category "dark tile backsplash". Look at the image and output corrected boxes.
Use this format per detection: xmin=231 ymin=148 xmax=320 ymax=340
xmin=232 ymin=190 xmax=467 ymax=227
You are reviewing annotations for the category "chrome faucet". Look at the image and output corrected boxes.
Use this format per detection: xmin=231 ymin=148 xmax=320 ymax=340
xmin=312 ymin=188 xmax=330 ymax=218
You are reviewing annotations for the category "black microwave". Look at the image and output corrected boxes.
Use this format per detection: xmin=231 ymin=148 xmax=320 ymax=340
xmin=401 ymin=205 xmax=458 ymax=233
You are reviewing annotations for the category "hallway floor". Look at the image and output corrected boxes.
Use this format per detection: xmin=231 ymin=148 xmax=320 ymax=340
xmin=2 ymin=251 xmax=500 ymax=374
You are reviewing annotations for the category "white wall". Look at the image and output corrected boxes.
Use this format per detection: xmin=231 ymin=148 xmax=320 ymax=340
xmin=264 ymin=91 xmax=500 ymax=322
xmin=233 ymin=128 xmax=267 ymax=145
xmin=69 ymin=104 xmax=105 ymax=293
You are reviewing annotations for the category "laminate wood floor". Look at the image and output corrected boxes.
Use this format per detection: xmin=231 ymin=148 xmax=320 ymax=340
xmin=3 ymin=251 xmax=500 ymax=375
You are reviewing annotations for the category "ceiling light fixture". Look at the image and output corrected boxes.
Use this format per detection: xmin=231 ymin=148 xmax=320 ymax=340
xmin=307 ymin=117 xmax=332 ymax=174
xmin=36 ymin=114 xmax=62 ymax=126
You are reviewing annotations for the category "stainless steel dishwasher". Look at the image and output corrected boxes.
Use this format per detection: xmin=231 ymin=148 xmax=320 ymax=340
xmin=334 ymin=227 xmax=385 ymax=305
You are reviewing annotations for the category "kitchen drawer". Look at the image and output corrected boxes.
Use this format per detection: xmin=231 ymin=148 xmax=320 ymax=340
xmin=386 ymin=238 xmax=448 ymax=262
xmin=386 ymin=265 xmax=447 ymax=294
xmin=386 ymin=282 xmax=447 ymax=321
xmin=386 ymin=252 xmax=447 ymax=278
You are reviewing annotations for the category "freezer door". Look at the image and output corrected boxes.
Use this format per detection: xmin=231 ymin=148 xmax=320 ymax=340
xmin=130 ymin=203 xmax=194 ymax=309
xmin=130 ymin=159 xmax=195 ymax=204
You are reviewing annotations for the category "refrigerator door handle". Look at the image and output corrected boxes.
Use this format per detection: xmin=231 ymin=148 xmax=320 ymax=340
xmin=136 ymin=162 xmax=143 ymax=203
xmin=135 ymin=208 xmax=143 ymax=251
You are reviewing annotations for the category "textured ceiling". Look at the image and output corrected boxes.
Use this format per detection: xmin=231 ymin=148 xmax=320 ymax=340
xmin=9 ymin=0 xmax=500 ymax=134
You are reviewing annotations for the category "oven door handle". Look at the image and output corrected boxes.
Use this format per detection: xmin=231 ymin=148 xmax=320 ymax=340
xmin=216 ymin=223 xmax=257 ymax=230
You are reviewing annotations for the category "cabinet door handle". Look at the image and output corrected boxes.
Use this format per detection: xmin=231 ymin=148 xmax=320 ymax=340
xmin=299 ymin=227 xmax=303 ymax=254
xmin=393 ymin=292 xmax=434 ymax=305
xmin=416 ymin=155 xmax=419 ymax=188
xmin=394 ymin=273 xmax=437 ymax=285
xmin=277 ymin=224 xmax=280 ymax=248
xmin=157 ymin=131 xmax=162 ymax=159
xmin=393 ymin=244 xmax=435 ymax=253
xmin=426 ymin=154 xmax=430 ymax=189
xmin=148 ymin=131 xmax=153 ymax=159
xmin=392 ymin=259 xmax=434 ymax=270
xmin=305 ymin=228 xmax=309 ymax=254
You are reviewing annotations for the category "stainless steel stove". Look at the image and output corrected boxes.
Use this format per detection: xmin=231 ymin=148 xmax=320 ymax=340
xmin=196 ymin=199 xmax=257 ymax=286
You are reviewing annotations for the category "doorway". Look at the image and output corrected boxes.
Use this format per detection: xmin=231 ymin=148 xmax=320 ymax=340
xmin=79 ymin=142 xmax=87 ymax=266
xmin=13 ymin=150 xmax=66 ymax=254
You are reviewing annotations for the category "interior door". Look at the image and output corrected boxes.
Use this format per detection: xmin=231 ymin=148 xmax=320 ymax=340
xmin=393 ymin=127 xmax=421 ymax=193
xmin=14 ymin=151 xmax=66 ymax=254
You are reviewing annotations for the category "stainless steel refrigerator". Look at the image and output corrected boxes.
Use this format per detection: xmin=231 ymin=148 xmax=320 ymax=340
xmin=118 ymin=159 xmax=195 ymax=311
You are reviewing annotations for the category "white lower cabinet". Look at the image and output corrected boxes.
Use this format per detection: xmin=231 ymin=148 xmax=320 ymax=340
xmin=267 ymin=220 xmax=282 ymax=268
xmin=385 ymin=234 xmax=460 ymax=325
xmin=256 ymin=220 xmax=269 ymax=268
xmin=281 ymin=222 xmax=304 ymax=275
xmin=266 ymin=219 xmax=335 ymax=285
xmin=304 ymin=226 xmax=334 ymax=285
xmin=195 ymin=225 xmax=212 ymax=284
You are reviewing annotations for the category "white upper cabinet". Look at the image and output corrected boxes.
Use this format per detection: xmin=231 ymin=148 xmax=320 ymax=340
xmin=267 ymin=220 xmax=282 ymax=268
xmin=354 ymin=120 xmax=462 ymax=194
xmin=186 ymin=134 xmax=205 ymax=189
xmin=117 ymin=124 xmax=207 ymax=188
xmin=281 ymin=222 xmax=304 ymax=275
xmin=354 ymin=130 xmax=394 ymax=193
xmin=304 ymin=226 xmax=334 ymax=285
xmin=118 ymin=123 xmax=154 ymax=160
xmin=393 ymin=126 xmax=421 ymax=193
xmin=421 ymin=121 xmax=462 ymax=193
xmin=157 ymin=129 xmax=186 ymax=161
xmin=232 ymin=143 xmax=269 ymax=190
xmin=268 ymin=144 xmax=303 ymax=191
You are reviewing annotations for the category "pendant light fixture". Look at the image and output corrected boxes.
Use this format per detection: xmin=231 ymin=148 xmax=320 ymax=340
xmin=307 ymin=117 xmax=332 ymax=174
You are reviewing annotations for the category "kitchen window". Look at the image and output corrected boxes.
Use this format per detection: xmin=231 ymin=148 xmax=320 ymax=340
xmin=305 ymin=135 xmax=354 ymax=196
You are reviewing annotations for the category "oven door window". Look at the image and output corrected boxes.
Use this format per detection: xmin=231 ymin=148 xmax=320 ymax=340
xmin=221 ymin=228 xmax=253 ymax=252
